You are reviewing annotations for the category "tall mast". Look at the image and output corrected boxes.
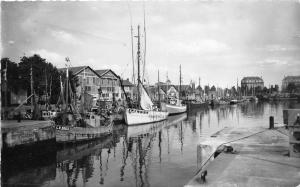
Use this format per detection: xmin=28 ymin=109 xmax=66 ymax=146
xmin=236 ymin=77 xmax=239 ymax=98
xmin=65 ymin=57 xmax=69 ymax=112
xmin=130 ymin=26 xmax=135 ymax=85
xmin=179 ymin=65 xmax=182 ymax=99
xmin=166 ymin=72 xmax=169 ymax=100
xmin=31 ymin=62 xmax=34 ymax=116
xmin=142 ymin=2 xmax=147 ymax=82
xmin=158 ymin=70 xmax=160 ymax=105
xmin=45 ymin=68 xmax=48 ymax=108
xmin=137 ymin=25 xmax=141 ymax=108
xmin=4 ymin=60 xmax=8 ymax=119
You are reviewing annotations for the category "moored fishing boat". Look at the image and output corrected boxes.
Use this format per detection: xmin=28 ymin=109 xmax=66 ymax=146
xmin=125 ymin=108 xmax=168 ymax=125
xmin=229 ymin=99 xmax=238 ymax=105
xmin=162 ymin=65 xmax=187 ymax=115
xmin=163 ymin=101 xmax=187 ymax=115
xmin=54 ymin=60 xmax=112 ymax=143
xmin=125 ymin=25 xmax=168 ymax=125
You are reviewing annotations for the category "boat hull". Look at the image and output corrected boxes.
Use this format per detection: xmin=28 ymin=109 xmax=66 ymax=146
xmin=164 ymin=104 xmax=187 ymax=115
xmin=188 ymin=102 xmax=208 ymax=109
xmin=124 ymin=108 xmax=168 ymax=125
xmin=55 ymin=125 xmax=112 ymax=143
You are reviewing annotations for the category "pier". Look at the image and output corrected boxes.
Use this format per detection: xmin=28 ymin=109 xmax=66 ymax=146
xmin=1 ymin=120 xmax=55 ymax=148
xmin=185 ymin=125 xmax=300 ymax=186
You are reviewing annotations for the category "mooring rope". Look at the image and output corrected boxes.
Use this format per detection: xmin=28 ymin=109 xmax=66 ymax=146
xmin=194 ymin=128 xmax=272 ymax=176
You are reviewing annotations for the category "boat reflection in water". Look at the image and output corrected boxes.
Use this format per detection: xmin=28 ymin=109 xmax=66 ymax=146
xmin=121 ymin=113 xmax=187 ymax=186
xmin=4 ymin=101 xmax=296 ymax=186
xmin=39 ymin=113 xmax=187 ymax=187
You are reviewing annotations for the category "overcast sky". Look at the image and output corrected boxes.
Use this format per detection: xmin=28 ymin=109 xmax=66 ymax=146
xmin=2 ymin=1 xmax=300 ymax=88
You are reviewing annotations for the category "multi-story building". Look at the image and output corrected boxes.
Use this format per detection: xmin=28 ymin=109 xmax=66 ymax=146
xmin=95 ymin=69 xmax=121 ymax=101
xmin=282 ymin=76 xmax=300 ymax=92
xmin=241 ymin=76 xmax=264 ymax=95
xmin=60 ymin=66 xmax=123 ymax=103
xmin=120 ymin=78 xmax=134 ymax=100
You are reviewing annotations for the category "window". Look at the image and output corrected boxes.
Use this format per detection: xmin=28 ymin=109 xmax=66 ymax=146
xmin=93 ymin=77 xmax=96 ymax=84
xmin=87 ymin=77 xmax=89 ymax=84
xmin=85 ymin=86 xmax=91 ymax=91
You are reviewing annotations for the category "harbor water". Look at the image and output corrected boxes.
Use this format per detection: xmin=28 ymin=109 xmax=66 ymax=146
xmin=2 ymin=101 xmax=300 ymax=187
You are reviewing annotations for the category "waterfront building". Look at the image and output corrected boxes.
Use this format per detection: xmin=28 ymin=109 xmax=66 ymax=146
xmin=241 ymin=76 xmax=264 ymax=96
xmin=95 ymin=69 xmax=122 ymax=101
xmin=195 ymin=85 xmax=204 ymax=101
xmin=147 ymin=86 xmax=167 ymax=102
xmin=120 ymin=78 xmax=134 ymax=100
xmin=154 ymin=82 xmax=179 ymax=99
xmin=60 ymin=66 xmax=123 ymax=103
xmin=282 ymin=75 xmax=300 ymax=92
xmin=176 ymin=85 xmax=194 ymax=100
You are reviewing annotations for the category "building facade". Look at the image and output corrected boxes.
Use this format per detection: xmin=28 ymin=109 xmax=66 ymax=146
xmin=120 ymin=78 xmax=134 ymax=100
xmin=61 ymin=66 xmax=123 ymax=103
xmin=241 ymin=76 xmax=264 ymax=95
xmin=282 ymin=76 xmax=300 ymax=92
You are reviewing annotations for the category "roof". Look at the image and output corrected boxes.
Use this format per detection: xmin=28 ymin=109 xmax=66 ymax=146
xmin=121 ymin=79 xmax=134 ymax=87
xmin=95 ymin=69 xmax=120 ymax=79
xmin=241 ymin=76 xmax=264 ymax=83
xmin=283 ymin=76 xmax=300 ymax=82
xmin=147 ymin=86 xmax=166 ymax=95
xmin=196 ymin=85 xmax=203 ymax=90
xmin=59 ymin=66 xmax=87 ymax=74
xmin=159 ymin=84 xmax=178 ymax=93
xmin=59 ymin=66 xmax=121 ymax=80
xmin=59 ymin=66 xmax=101 ymax=78
xmin=174 ymin=85 xmax=192 ymax=92
xmin=95 ymin=69 xmax=110 ymax=76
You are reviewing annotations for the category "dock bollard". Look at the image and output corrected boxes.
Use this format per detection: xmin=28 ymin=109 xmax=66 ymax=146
xmin=269 ymin=116 xmax=274 ymax=129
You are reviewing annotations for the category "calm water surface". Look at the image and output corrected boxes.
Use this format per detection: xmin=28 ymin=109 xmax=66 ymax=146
xmin=2 ymin=101 xmax=300 ymax=187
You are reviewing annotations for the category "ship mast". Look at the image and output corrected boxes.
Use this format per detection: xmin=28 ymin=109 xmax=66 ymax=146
xmin=179 ymin=65 xmax=182 ymax=99
xmin=65 ymin=57 xmax=70 ymax=112
xmin=137 ymin=25 xmax=141 ymax=109
xmin=158 ymin=70 xmax=160 ymax=107
xmin=30 ymin=62 xmax=34 ymax=118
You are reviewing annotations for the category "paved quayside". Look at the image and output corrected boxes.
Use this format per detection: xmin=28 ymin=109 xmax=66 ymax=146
xmin=185 ymin=125 xmax=300 ymax=187
xmin=1 ymin=120 xmax=55 ymax=148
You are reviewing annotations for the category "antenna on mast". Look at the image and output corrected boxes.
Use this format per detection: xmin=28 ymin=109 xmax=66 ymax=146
xmin=142 ymin=1 xmax=147 ymax=83
xmin=127 ymin=2 xmax=136 ymax=85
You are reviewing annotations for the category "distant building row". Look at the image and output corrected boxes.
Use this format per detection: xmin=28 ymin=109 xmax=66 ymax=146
xmin=282 ymin=76 xmax=300 ymax=92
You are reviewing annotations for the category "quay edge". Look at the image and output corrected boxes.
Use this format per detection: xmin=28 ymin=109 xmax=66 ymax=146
xmin=185 ymin=125 xmax=300 ymax=187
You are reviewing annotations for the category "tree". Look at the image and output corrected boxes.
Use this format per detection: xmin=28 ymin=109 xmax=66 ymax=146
xmin=1 ymin=58 xmax=22 ymax=93
xmin=18 ymin=54 xmax=79 ymax=104
xmin=1 ymin=58 xmax=23 ymax=107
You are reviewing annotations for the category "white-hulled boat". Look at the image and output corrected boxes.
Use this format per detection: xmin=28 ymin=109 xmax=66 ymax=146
xmin=125 ymin=25 xmax=168 ymax=125
xmin=162 ymin=65 xmax=186 ymax=115
xmin=125 ymin=82 xmax=168 ymax=125
xmin=162 ymin=98 xmax=187 ymax=115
